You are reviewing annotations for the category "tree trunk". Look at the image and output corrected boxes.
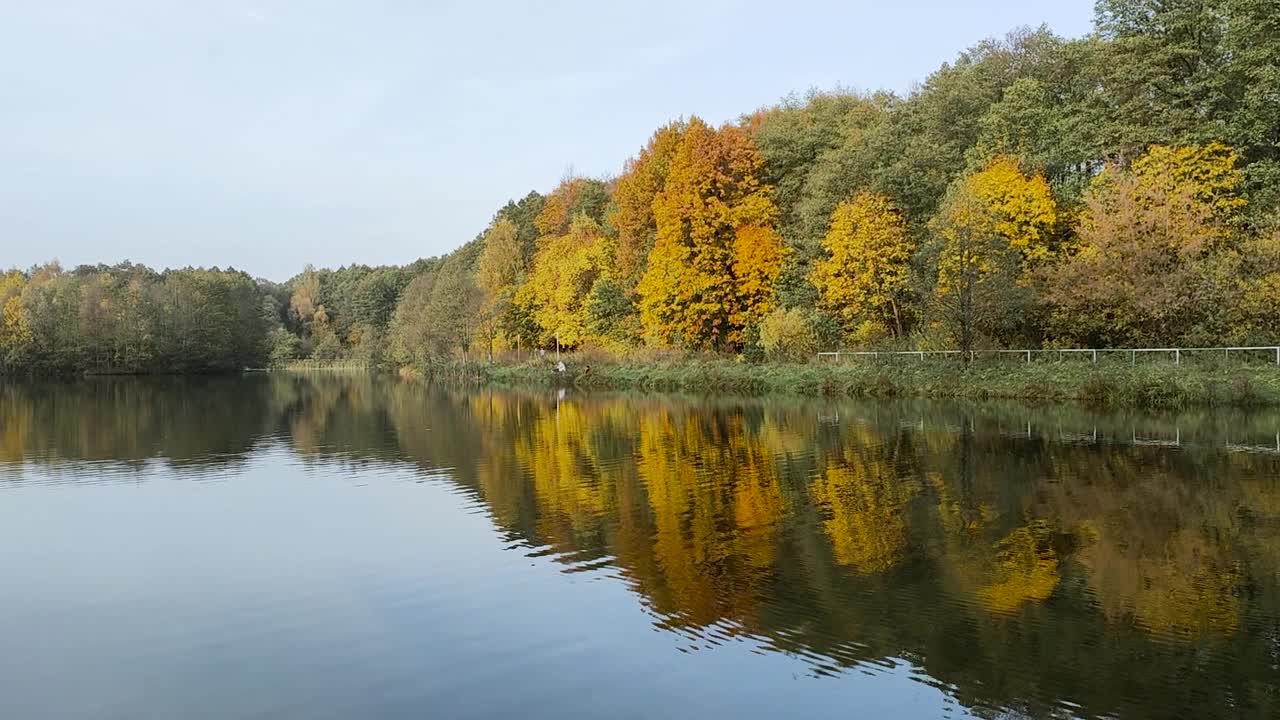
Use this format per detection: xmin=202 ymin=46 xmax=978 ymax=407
xmin=960 ymin=278 xmax=974 ymax=357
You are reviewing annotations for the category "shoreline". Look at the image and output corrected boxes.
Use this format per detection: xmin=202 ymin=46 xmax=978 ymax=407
xmin=16 ymin=357 xmax=1280 ymax=410
xmin=472 ymin=357 xmax=1280 ymax=409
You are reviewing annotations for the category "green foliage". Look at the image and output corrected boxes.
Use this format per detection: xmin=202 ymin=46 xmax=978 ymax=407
xmin=584 ymin=277 xmax=640 ymax=347
xmin=267 ymin=327 xmax=302 ymax=367
xmin=494 ymin=191 xmax=546 ymax=267
xmin=1 ymin=263 xmax=268 ymax=374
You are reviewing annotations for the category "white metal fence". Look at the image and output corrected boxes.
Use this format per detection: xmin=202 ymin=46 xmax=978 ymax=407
xmin=817 ymin=346 xmax=1280 ymax=365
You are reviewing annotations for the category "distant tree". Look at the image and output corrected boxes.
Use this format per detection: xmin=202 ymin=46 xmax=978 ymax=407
xmin=494 ymin=191 xmax=546 ymax=268
xmin=476 ymin=218 xmax=524 ymax=293
xmin=0 ymin=271 xmax=31 ymax=368
xmin=289 ymin=265 xmax=323 ymax=331
xmin=427 ymin=253 xmax=484 ymax=359
xmin=475 ymin=218 xmax=528 ymax=355
xmin=267 ymin=326 xmax=302 ymax=366
xmin=387 ymin=271 xmax=439 ymax=367
xmin=584 ymin=277 xmax=640 ymax=347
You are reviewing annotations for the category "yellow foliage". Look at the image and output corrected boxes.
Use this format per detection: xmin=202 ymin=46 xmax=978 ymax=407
xmin=0 ymin=272 xmax=32 ymax=357
xmin=517 ymin=215 xmax=611 ymax=347
xmin=758 ymin=307 xmax=816 ymax=362
xmin=476 ymin=218 xmax=524 ymax=294
xmin=731 ymin=225 xmax=786 ymax=331
xmin=1131 ymin=142 xmax=1246 ymax=227
xmin=810 ymin=447 xmax=916 ymax=574
xmin=609 ymin=123 xmax=685 ymax=285
xmin=637 ymin=118 xmax=782 ymax=350
xmin=811 ymin=193 xmax=914 ymax=338
xmin=966 ymin=156 xmax=1057 ymax=262
xmin=979 ymin=522 xmax=1060 ymax=613
xmin=930 ymin=157 xmax=1057 ymax=314
xmin=533 ymin=177 xmax=607 ymax=238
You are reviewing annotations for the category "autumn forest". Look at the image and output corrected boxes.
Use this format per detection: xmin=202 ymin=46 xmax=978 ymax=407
xmin=2 ymin=0 xmax=1279 ymax=374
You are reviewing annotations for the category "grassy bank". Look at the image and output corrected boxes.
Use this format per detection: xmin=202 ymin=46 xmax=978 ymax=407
xmin=278 ymin=359 xmax=372 ymax=372
xmin=477 ymin=357 xmax=1280 ymax=408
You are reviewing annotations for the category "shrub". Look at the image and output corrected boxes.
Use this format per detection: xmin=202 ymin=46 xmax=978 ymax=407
xmin=759 ymin=308 xmax=818 ymax=362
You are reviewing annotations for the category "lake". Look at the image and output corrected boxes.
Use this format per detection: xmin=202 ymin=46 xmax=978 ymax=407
xmin=1 ymin=374 xmax=1277 ymax=719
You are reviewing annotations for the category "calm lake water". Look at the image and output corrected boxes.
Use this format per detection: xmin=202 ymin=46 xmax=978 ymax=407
xmin=1 ymin=375 xmax=1278 ymax=719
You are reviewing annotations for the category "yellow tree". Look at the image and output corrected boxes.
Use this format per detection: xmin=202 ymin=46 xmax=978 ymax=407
xmin=288 ymin=266 xmax=323 ymax=330
xmin=0 ymin=271 xmax=32 ymax=366
xmin=475 ymin=218 xmax=525 ymax=354
xmin=811 ymin=192 xmax=915 ymax=341
xmin=637 ymin=117 xmax=784 ymax=350
xmin=731 ymin=225 xmax=787 ymax=334
xmin=965 ymin=156 xmax=1058 ymax=263
xmin=517 ymin=215 xmax=612 ymax=349
xmin=930 ymin=157 xmax=1058 ymax=352
xmin=609 ymin=122 xmax=685 ymax=286
xmin=476 ymin=218 xmax=524 ymax=294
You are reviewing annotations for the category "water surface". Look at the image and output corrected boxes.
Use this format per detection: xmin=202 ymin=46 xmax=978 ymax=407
xmin=1 ymin=375 xmax=1277 ymax=719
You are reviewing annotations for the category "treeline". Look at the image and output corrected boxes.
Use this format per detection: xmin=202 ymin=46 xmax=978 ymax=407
xmin=0 ymin=264 xmax=268 ymax=374
xmin=376 ymin=1 xmax=1280 ymax=363
xmin=4 ymin=1 xmax=1279 ymax=374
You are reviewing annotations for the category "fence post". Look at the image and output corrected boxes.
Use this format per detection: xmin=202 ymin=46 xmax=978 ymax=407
xmin=1026 ymin=350 xmax=1031 ymax=363
xmin=1092 ymin=349 xmax=1097 ymax=364
xmin=1275 ymin=347 xmax=1279 ymax=366
xmin=1175 ymin=349 xmax=1180 ymax=365
xmin=1131 ymin=350 xmax=1135 ymax=365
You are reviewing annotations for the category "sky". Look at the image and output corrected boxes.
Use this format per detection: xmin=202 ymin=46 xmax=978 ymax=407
xmin=0 ymin=1 xmax=1095 ymax=281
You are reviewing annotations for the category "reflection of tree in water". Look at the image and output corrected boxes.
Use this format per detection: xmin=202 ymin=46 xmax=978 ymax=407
xmin=4 ymin=377 xmax=1280 ymax=718
xmin=634 ymin=409 xmax=787 ymax=628
xmin=423 ymin=393 xmax=1280 ymax=719
xmin=809 ymin=429 xmax=918 ymax=575
xmin=0 ymin=376 xmax=279 ymax=473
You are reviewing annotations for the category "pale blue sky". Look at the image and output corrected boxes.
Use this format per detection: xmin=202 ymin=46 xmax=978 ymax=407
xmin=1 ymin=1 xmax=1094 ymax=280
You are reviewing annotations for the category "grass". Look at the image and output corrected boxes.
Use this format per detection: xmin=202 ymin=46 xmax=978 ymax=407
xmin=475 ymin=355 xmax=1280 ymax=409
xmin=279 ymin=359 xmax=371 ymax=372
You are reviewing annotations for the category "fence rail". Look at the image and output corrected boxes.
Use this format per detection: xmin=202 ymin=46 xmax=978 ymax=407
xmin=816 ymin=346 xmax=1280 ymax=365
